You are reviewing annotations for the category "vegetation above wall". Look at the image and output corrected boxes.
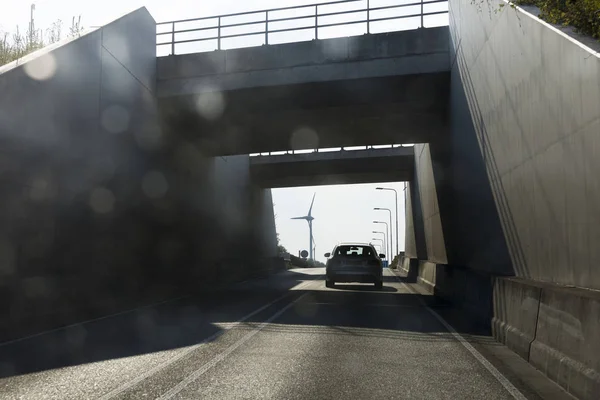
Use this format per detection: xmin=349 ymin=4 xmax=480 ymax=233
xmin=516 ymin=0 xmax=600 ymax=39
xmin=0 ymin=16 xmax=83 ymax=67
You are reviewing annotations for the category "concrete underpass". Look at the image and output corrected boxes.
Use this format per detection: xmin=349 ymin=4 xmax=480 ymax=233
xmin=0 ymin=0 xmax=598 ymax=399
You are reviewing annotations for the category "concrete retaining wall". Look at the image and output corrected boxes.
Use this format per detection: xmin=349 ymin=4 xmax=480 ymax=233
xmin=413 ymin=144 xmax=447 ymax=265
xmin=400 ymin=257 xmax=418 ymax=283
xmin=492 ymin=278 xmax=542 ymax=360
xmin=449 ymin=0 xmax=600 ymax=289
xmin=408 ymin=263 xmax=600 ymax=399
xmin=493 ymin=278 xmax=600 ymax=399
xmin=417 ymin=261 xmax=437 ymax=293
xmin=0 ymin=8 xmax=277 ymax=342
xmin=0 ymin=8 xmax=163 ymax=341
xmin=403 ymin=185 xmax=417 ymax=259
xmin=439 ymin=0 xmax=600 ymax=395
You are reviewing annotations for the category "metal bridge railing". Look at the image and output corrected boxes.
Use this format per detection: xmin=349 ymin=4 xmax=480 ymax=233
xmin=249 ymin=144 xmax=415 ymax=157
xmin=156 ymin=0 xmax=448 ymax=56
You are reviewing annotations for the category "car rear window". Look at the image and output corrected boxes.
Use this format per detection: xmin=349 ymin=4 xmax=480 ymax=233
xmin=334 ymin=246 xmax=375 ymax=257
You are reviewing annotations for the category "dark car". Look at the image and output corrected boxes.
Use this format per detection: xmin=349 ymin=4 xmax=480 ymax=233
xmin=324 ymin=243 xmax=384 ymax=289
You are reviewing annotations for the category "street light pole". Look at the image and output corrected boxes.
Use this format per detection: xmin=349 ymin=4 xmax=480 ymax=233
xmin=373 ymin=221 xmax=389 ymax=259
xmin=376 ymin=187 xmax=399 ymax=260
xmin=371 ymin=238 xmax=383 ymax=253
xmin=372 ymin=233 xmax=385 ymax=256
xmin=374 ymin=209 xmax=392 ymax=259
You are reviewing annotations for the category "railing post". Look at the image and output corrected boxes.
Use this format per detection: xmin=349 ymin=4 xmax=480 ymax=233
xmin=218 ymin=17 xmax=221 ymax=50
xmin=171 ymin=22 xmax=175 ymax=55
xmin=315 ymin=5 xmax=318 ymax=40
xmin=367 ymin=0 xmax=370 ymax=34
xmin=265 ymin=11 xmax=269 ymax=45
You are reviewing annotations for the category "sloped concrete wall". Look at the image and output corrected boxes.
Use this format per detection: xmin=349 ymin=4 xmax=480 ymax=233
xmin=450 ymin=0 xmax=600 ymax=288
xmin=404 ymin=183 xmax=417 ymax=259
xmin=0 ymin=8 xmax=277 ymax=342
xmin=413 ymin=144 xmax=447 ymax=264
xmin=203 ymin=155 xmax=278 ymax=281
xmin=449 ymin=0 xmax=600 ymax=397
xmin=0 ymin=8 xmax=162 ymax=340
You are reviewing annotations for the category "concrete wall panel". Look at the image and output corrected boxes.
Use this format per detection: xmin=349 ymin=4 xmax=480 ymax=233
xmin=157 ymin=51 xmax=226 ymax=80
xmin=492 ymin=278 xmax=542 ymax=360
xmin=414 ymin=144 xmax=447 ymax=264
xmin=450 ymin=0 xmax=600 ymax=289
xmin=409 ymin=175 xmax=428 ymax=261
xmin=446 ymin=50 xmax=512 ymax=275
xmin=529 ymin=286 xmax=600 ymax=399
xmin=417 ymin=261 xmax=437 ymax=293
xmin=0 ymin=32 xmax=102 ymax=154
xmin=404 ymin=183 xmax=417 ymax=259
xmin=101 ymin=8 xmax=157 ymax=92
xmin=435 ymin=265 xmax=495 ymax=324
xmin=0 ymin=8 xmax=278 ymax=341
xmin=451 ymin=1 xmax=600 ymax=395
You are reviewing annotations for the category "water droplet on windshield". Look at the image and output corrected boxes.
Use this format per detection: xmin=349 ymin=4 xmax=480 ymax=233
xmin=24 ymin=53 xmax=57 ymax=81
xmin=290 ymin=127 xmax=319 ymax=150
xmin=89 ymin=187 xmax=115 ymax=214
xmin=101 ymin=105 xmax=130 ymax=133
xmin=195 ymin=88 xmax=225 ymax=121
xmin=142 ymin=170 xmax=169 ymax=199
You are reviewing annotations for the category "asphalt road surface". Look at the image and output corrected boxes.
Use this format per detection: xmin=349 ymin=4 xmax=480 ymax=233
xmin=0 ymin=268 xmax=573 ymax=399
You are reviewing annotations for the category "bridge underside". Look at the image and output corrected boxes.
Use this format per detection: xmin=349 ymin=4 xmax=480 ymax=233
xmin=158 ymin=73 xmax=449 ymax=156
xmin=250 ymin=147 xmax=413 ymax=188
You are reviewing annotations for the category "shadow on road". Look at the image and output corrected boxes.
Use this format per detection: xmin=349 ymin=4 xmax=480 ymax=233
xmin=0 ymin=267 xmax=487 ymax=381
xmin=332 ymin=284 xmax=398 ymax=292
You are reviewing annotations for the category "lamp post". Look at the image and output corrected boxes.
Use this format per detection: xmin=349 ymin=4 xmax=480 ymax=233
xmin=373 ymin=221 xmax=389 ymax=259
xmin=374 ymin=213 xmax=391 ymax=258
xmin=372 ymin=234 xmax=385 ymax=257
xmin=376 ymin=187 xmax=398 ymax=259
xmin=371 ymin=236 xmax=384 ymax=254
xmin=374 ymin=208 xmax=393 ymax=258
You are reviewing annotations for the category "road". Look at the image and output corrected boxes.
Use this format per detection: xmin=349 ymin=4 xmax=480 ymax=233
xmin=0 ymin=268 xmax=572 ymax=399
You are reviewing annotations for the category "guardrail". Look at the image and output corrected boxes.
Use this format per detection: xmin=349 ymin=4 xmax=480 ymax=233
xmin=249 ymin=144 xmax=414 ymax=157
xmin=156 ymin=0 xmax=448 ymax=56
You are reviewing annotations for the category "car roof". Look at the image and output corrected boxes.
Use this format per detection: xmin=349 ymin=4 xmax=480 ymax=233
xmin=336 ymin=242 xmax=373 ymax=247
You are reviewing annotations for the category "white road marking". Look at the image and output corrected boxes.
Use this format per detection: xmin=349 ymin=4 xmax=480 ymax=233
xmin=389 ymin=271 xmax=528 ymax=400
xmin=157 ymin=291 xmax=310 ymax=399
xmin=98 ymin=280 xmax=312 ymax=400
xmin=304 ymin=302 xmax=421 ymax=308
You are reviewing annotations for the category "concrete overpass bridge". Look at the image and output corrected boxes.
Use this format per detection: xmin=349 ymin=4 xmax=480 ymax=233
xmin=0 ymin=0 xmax=599 ymax=398
xmin=157 ymin=27 xmax=450 ymax=155
xmin=250 ymin=146 xmax=414 ymax=187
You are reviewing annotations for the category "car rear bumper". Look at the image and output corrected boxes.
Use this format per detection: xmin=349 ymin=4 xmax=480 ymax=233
xmin=326 ymin=269 xmax=382 ymax=283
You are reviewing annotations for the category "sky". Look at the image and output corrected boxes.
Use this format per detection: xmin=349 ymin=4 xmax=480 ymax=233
xmin=273 ymin=181 xmax=407 ymax=261
xmin=2 ymin=0 xmax=447 ymax=261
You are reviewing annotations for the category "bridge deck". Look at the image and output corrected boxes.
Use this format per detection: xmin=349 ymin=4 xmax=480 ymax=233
xmin=250 ymin=146 xmax=414 ymax=188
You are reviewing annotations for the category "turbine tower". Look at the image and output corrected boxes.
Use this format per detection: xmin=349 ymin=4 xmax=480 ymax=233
xmin=291 ymin=193 xmax=316 ymax=260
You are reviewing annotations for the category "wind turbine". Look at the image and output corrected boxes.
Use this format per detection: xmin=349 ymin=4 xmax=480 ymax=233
xmin=291 ymin=193 xmax=316 ymax=260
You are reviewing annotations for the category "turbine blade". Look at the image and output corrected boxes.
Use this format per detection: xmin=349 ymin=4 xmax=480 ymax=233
xmin=291 ymin=216 xmax=308 ymax=220
xmin=308 ymin=193 xmax=316 ymax=217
